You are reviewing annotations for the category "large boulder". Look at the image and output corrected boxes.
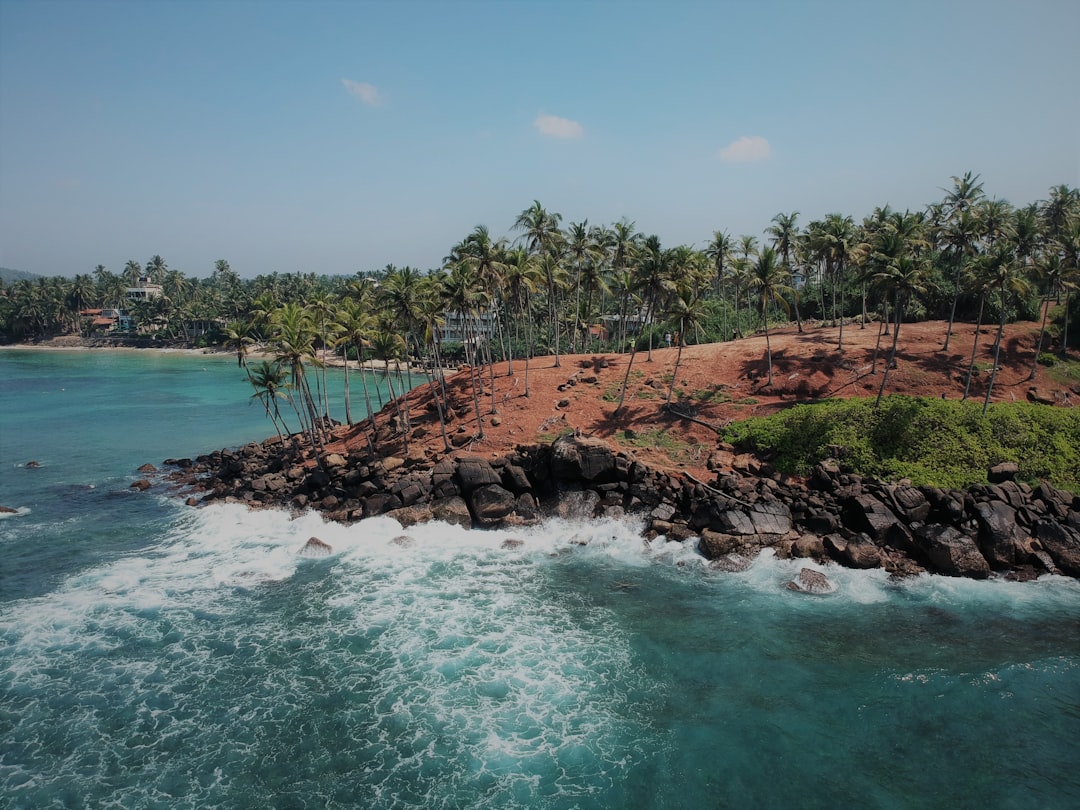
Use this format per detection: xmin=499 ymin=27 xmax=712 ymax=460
xmin=552 ymin=488 xmax=601 ymax=520
xmin=455 ymin=456 xmax=502 ymax=492
xmin=700 ymin=501 xmax=792 ymax=537
xmin=550 ymin=436 xmax=616 ymax=483
xmin=842 ymin=494 xmax=901 ymax=543
xmin=469 ymin=484 xmax=517 ymax=526
xmin=825 ymin=533 xmax=883 ymax=569
xmin=1032 ymin=519 xmax=1080 ymax=577
xmin=884 ymin=486 xmax=931 ymax=523
xmin=973 ymin=500 xmax=1023 ymax=568
xmin=698 ymin=530 xmax=743 ymax=558
xmin=386 ymin=504 xmax=434 ymax=528
xmin=748 ymin=501 xmax=792 ymax=535
xmin=431 ymin=496 xmax=473 ymax=529
xmin=914 ymin=524 xmax=991 ymax=579
xmin=987 ymin=461 xmax=1019 ymax=484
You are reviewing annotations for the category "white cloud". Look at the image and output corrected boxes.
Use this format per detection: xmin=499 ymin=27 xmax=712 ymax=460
xmin=341 ymin=79 xmax=382 ymax=106
xmin=717 ymin=135 xmax=771 ymax=163
xmin=534 ymin=113 xmax=584 ymax=139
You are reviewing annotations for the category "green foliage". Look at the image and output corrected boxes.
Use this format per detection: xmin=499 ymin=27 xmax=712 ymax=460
xmin=1047 ymin=356 xmax=1080 ymax=387
xmin=692 ymin=384 xmax=732 ymax=403
xmin=615 ymin=428 xmax=701 ymax=465
xmin=1038 ymin=352 xmax=1056 ymax=367
xmin=722 ymin=396 xmax=1080 ymax=492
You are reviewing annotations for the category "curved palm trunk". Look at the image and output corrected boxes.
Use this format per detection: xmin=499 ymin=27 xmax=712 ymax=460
xmin=1061 ymin=290 xmax=1072 ymax=358
xmin=875 ymin=292 xmax=904 ymax=408
xmin=549 ymin=281 xmax=561 ymax=369
xmin=487 ymin=327 xmax=499 ymax=414
xmin=424 ymin=363 xmax=452 ymax=452
xmin=342 ymin=353 xmax=353 ymax=425
xmin=614 ymin=343 xmax=639 ymax=416
xmin=983 ymin=283 xmax=1008 ymax=414
xmin=1029 ymin=293 xmax=1051 ymax=380
xmin=762 ymin=298 xmax=774 ymax=385
xmin=355 ymin=344 xmax=376 ymax=440
xmin=962 ymin=295 xmax=986 ymax=401
xmin=666 ymin=340 xmax=685 ymax=404
xmin=524 ymin=296 xmax=534 ymax=397
xmin=462 ymin=317 xmax=485 ymax=439
xmin=367 ymin=354 xmax=385 ymax=409
xmin=871 ymin=299 xmax=888 ymax=374
xmin=837 ymin=276 xmax=846 ymax=351
xmin=943 ymin=255 xmax=963 ymax=351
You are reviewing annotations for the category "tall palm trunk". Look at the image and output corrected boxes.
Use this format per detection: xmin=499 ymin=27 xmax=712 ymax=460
xmin=983 ymin=283 xmax=1008 ymax=413
xmin=943 ymin=253 xmax=964 ymax=351
xmin=962 ymin=295 xmax=986 ymax=401
xmin=871 ymin=299 xmax=888 ymax=374
xmin=666 ymin=335 xmax=686 ymax=405
xmin=355 ymin=343 xmax=376 ymax=441
xmin=614 ymin=342 xmax=639 ymax=416
xmin=875 ymin=292 xmax=904 ymax=408
xmin=762 ymin=298 xmax=774 ymax=385
xmin=342 ymin=351 xmax=353 ymax=425
xmin=1061 ymin=290 xmax=1072 ymax=358
xmin=1029 ymin=293 xmax=1052 ymax=380
xmin=462 ymin=316 xmax=485 ymax=439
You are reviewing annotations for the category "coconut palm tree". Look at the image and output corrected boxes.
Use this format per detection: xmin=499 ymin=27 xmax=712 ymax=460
xmin=145 ymin=255 xmax=167 ymax=283
xmin=502 ymin=246 xmax=542 ymax=388
xmin=224 ymin=319 xmax=256 ymax=368
xmin=513 ymin=201 xmax=565 ymax=363
xmin=704 ymin=230 xmax=733 ymax=298
xmin=442 ymin=260 xmax=488 ymax=439
xmin=939 ymin=172 xmax=986 ymax=349
xmin=268 ymin=302 xmax=325 ymax=457
xmin=247 ymin=360 xmax=293 ymax=446
xmin=370 ymin=329 xmax=410 ymax=451
xmin=664 ymin=285 xmax=708 ymax=405
xmin=960 ymin=254 xmax=996 ymax=402
xmin=767 ymin=212 xmax=802 ymax=332
xmin=123 ymin=259 xmax=142 ymax=287
xmin=459 ymin=225 xmax=509 ymax=412
xmin=750 ymin=247 xmax=792 ymax=386
xmin=636 ymin=235 xmax=675 ymax=362
xmin=305 ymin=292 xmax=339 ymax=421
xmin=980 ymin=244 xmax=1031 ymax=412
xmin=873 ymin=255 xmax=931 ymax=407
xmin=378 ymin=265 xmax=425 ymax=390
xmin=819 ymin=214 xmax=854 ymax=347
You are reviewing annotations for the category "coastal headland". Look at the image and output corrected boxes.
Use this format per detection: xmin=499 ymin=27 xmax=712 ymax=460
xmin=159 ymin=319 xmax=1080 ymax=583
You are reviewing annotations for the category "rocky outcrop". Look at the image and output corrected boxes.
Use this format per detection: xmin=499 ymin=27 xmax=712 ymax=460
xmin=161 ymin=433 xmax=1080 ymax=582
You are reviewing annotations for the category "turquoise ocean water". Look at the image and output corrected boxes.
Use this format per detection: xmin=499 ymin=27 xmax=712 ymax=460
xmin=2 ymin=349 xmax=1079 ymax=809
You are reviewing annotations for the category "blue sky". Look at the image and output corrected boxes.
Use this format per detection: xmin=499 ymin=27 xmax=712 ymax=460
xmin=1 ymin=0 xmax=1077 ymax=278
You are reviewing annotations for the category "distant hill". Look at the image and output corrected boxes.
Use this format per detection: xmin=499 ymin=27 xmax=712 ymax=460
xmin=0 ymin=267 xmax=43 ymax=284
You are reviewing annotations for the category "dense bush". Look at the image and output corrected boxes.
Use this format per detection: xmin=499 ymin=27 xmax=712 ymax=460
xmin=722 ymin=396 xmax=1080 ymax=492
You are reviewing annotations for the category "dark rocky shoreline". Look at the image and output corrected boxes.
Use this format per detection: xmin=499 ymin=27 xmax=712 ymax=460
xmin=155 ymin=432 xmax=1080 ymax=583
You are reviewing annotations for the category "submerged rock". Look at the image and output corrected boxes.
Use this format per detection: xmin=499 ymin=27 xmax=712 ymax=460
xmin=298 ymin=536 xmax=333 ymax=557
xmin=785 ymin=567 xmax=837 ymax=595
xmin=708 ymin=553 xmax=752 ymax=573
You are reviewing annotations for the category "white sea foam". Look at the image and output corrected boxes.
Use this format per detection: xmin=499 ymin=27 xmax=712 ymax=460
xmin=3 ymin=503 xmax=1079 ymax=808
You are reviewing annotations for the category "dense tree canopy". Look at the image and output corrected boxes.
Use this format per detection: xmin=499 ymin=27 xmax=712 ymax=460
xmin=3 ymin=177 xmax=1078 ymax=443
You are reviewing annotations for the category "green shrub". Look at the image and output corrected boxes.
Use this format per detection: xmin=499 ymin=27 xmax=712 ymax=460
xmin=1038 ymin=352 xmax=1056 ymax=367
xmin=721 ymin=396 xmax=1080 ymax=492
